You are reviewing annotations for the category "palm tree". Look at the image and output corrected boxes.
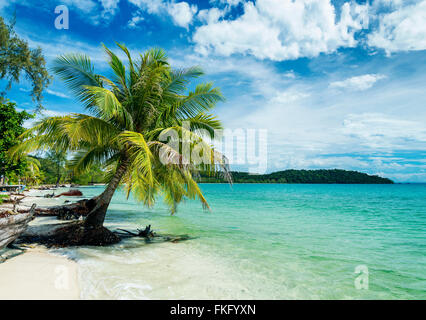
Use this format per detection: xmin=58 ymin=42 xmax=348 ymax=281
xmin=11 ymin=44 xmax=231 ymax=244
xmin=23 ymin=156 xmax=42 ymax=186
xmin=46 ymin=149 xmax=67 ymax=186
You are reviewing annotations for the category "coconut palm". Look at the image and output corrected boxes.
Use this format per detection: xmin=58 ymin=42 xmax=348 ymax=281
xmin=23 ymin=156 xmax=42 ymax=186
xmin=11 ymin=44 xmax=231 ymax=243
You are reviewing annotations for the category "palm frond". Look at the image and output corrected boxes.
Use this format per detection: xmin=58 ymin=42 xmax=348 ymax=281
xmin=174 ymin=83 xmax=225 ymax=119
xmin=52 ymin=54 xmax=102 ymax=108
xmin=70 ymin=146 xmax=118 ymax=174
xmin=83 ymin=86 xmax=134 ymax=130
xmin=118 ymin=131 xmax=155 ymax=186
xmin=102 ymin=44 xmax=128 ymax=94
xmin=165 ymin=66 xmax=204 ymax=95
xmin=184 ymin=113 xmax=223 ymax=138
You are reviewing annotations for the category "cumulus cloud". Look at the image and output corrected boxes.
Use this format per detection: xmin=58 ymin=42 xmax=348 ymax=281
xmin=198 ymin=7 xmax=225 ymax=24
xmin=128 ymin=0 xmax=197 ymax=28
xmin=193 ymin=0 xmax=369 ymax=61
xmin=368 ymin=0 xmax=426 ymax=55
xmin=329 ymin=74 xmax=386 ymax=91
xmin=167 ymin=2 xmax=197 ymax=28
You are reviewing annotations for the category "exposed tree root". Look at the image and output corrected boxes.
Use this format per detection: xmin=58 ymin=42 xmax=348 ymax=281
xmin=116 ymin=225 xmax=154 ymax=238
xmin=114 ymin=226 xmax=194 ymax=244
xmin=17 ymin=222 xmax=193 ymax=248
xmin=18 ymin=221 xmax=121 ymax=247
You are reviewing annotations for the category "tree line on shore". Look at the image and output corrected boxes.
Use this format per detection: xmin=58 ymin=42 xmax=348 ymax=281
xmin=0 ymin=109 xmax=106 ymax=186
xmin=200 ymin=169 xmax=394 ymax=184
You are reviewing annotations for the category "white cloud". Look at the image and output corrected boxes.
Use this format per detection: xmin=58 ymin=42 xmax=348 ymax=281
xmin=198 ymin=8 xmax=225 ymax=24
xmin=189 ymin=51 xmax=426 ymax=181
xmin=25 ymin=34 xmax=106 ymax=64
xmin=368 ymin=1 xmax=426 ymax=55
xmin=128 ymin=15 xmax=144 ymax=28
xmin=41 ymin=109 xmax=70 ymax=117
xmin=128 ymin=0 xmax=197 ymax=28
xmin=385 ymin=172 xmax=426 ymax=183
xmin=193 ymin=0 xmax=369 ymax=61
xmin=210 ymin=0 xmax=243 ymax=6
xmin=63 ymin=0 xmax=97 ymax=13
xmin=57 ymin=0 xmax=121 ymax=24
xmin=0 ymin=0 xmax=10 ymax=10
xmin=46 ymin=89 xmax=70 ymax=99
xmin=270 ymin=90 xmax=309 ymax=104
xmin=23 ymin=109 xmax=70 ymax=129
xmin=167 ymin=2 xmax=197 ymax=29
xmin=341 ymin=113 xmax=426 ymax=149
xmin=329 ymin=74 xmax=386 ymax=91
xmin=128 ymin=0 xmax=164 ymax=14
xmin=99 ymin=0 xmax=121 ymax=17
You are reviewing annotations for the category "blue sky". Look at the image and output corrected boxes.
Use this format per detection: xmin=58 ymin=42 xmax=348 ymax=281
xmin=1 ymin=0 xmax=425 ymax=182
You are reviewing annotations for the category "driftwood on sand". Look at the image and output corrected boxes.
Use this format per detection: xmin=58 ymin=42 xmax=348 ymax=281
xmin=35 ymin=197 xmax=98 ymax=220
xmin=0 ymin=204 xmax=36 ymax=250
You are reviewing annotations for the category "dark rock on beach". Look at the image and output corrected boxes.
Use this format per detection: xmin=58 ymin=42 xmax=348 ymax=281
xmin=54 ymin=189 xmax=83 ymax=198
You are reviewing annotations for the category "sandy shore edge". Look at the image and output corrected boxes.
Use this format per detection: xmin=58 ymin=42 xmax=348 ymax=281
xmin=0 ymin=246 xmax=80 ymax=300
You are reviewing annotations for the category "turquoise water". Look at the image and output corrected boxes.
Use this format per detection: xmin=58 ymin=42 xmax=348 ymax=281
xmin=60 ymin=184 xmax=426 ymax=299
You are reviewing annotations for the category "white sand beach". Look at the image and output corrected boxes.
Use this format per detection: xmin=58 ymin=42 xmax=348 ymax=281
xmin=0 ymin=246 xmax=80 ymax=300
xmin=0 ymin=189 xmax=81 ymax=300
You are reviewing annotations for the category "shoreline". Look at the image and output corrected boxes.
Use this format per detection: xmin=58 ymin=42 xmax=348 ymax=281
xmin=1 ymin=186 xmax=253 ymax=300
xmin=1 ymin=184 xmax=424 ymax=299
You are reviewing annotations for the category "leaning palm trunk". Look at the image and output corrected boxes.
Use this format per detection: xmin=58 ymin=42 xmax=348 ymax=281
xmin=84 ymin=159 xmax=128 ymax=228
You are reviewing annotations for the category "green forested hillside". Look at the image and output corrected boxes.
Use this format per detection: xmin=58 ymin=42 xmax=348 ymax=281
xmin=201 ymin=169 xmax=394 ymax=184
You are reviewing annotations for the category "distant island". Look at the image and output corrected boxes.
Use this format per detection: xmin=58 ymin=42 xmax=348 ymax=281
xmin=201 ymin=169 xmax=394 ymax=184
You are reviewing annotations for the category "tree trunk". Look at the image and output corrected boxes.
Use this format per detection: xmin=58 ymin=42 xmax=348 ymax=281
xmin=56 ymin=163 xmax=61 ymax=187
xmin=84 ymin=159 xmax=129 ymax=229
xmin=15 ymin=158 xmax=130 ymax=247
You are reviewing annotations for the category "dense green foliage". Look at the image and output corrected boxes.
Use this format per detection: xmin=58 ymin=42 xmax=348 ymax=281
xmin=35 ymin=155 xmax=106 ymax=185
xmin=45 ymin=149 xmax=67 ymax=185
xmin=201 ymin=169 xmax=394 ymax=184
xmin=0 ymin=16 xmax=50 ymax=109
xmin=69 ymin=166 xmax=105 ymax=185
xmin=0 ymin=99 xmax=32 ymax=183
